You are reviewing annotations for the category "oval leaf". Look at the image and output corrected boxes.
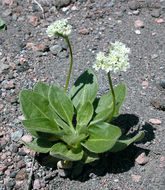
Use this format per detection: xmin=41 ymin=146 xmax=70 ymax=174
xmin=50 ymin=142 xmax=83 ymax=161
xmin=69 ymin=69 xmax=98 ymax=110
xmin=110 ymin=131 xmax=145 ymax=152
xmin=82 ymin=122 xmax=121 ymax=153
xmin=22 ymin=138 xmax=53 ymax=153
xmin=91 ymin=83 xmax=126 ymax=124
xmin=77 ymin=102 xmax=93 ymax=128
xmin=34 ymin=82 xmax=50 ymax=99
xmin=49 ymin=85 xmax=74 ymax=126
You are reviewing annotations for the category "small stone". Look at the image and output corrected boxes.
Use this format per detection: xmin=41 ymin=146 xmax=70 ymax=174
xmin=29 ymin=16 xmax=40 ymax=26
xmin=141 ymin=81 xmax=148 ymax=87
xmin=155 ymin=18 xmax=164 ymax=23
xmin=21 ymin=135 xmax=33 ymax=143
xmin=58 ymin=168 xmax=71 ymax=177
xmin=78 ymin=28 xmax=89 ymax=35
xmin=136 ymin=152 xmax=149 ymax=165
xmin=150 ymin=98 xmax=165 ymax=111
xmin=50 ymin=45 xmax=62 ymax=55
xmin=160 ymin=79 xmax=165 ymax=88
xmin=134 ymin=20 xmax=144 ymax=28
xmin=2 ymin=9 xmax=12 ymax=17
xmin=0 ymin=64 xmax=10 ymax=74
xmin=134 ymin=30 xmax=141 ymax=35
xmin=17 ymin=160 xmax=26 ymax=169
xmin=10 ymin=171 xmax=18 ymax=178
xmin=11 ymin=130 xmax=23 ymax=142
xmin=151 ymin=9 xmax=161 ymax=18
xmin=18 ymin=115 xmax=25 ymax=120
xmin=0 ymin=104 xmax=4 ymax=110
xmin=57 ymin=160 xmax=73 ymax=169
xmin=151 ymin=54 xmax=158 ymax=59
xmin=128 ymin=1 xmax=140 ymax=10
xmin=160 ymin=156 xmax=165 ymax=162
xmin=37 ymin=43 xmax=49 ymax=52
xmin=54 ymin=0 xmax=71 ymax=9
xmin=131 ymin=174 xmax=141 ymax=182
xmin=3 ymin=80 xmax=15 ymax=90
xmin=132 ymin=10 xmax=140 ymax=15
xmin=149 ymin=119 xmax=162 ymax=125
xmin=0 ymin=165 xmax=8 ymax=172
xmin=15 ymin=169 xmax=28 ymax=180
xmin=33 ymin=179 xmax=41 ymax=189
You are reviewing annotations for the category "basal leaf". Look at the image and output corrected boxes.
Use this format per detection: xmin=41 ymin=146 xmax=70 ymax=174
xmin=69 ymin=69 xmax=98 ymax=110
xmin=22 ymin=118 xmax=63 ymax=135
xmin=81 ymin=150 xmax=99 ymax=164
xmin=110 ymin=131 xmax=145 ymax=152
xmin=34 ymin=82 xmax=50 ymax=99
xmin=50 ymin=142 xmax=83 ymax=161
xmin=49 ymin=85 xmax=74 ymax=127
xmin=22 ymin=138 xmax=53 ymax=153
xmin=82 ymin=122 xmax=121 ymax=153
xmin=77 ymin=102 xmax=93 ymax=128
xmin=91 ymin=83 xmax=126 ymax=124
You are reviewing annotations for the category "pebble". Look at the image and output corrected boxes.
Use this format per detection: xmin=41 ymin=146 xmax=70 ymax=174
xmin=33 ymin=179 xmax=41 ymax=189
xmin=150 ymin=98 xmax=165 ymax=111
xmin=78 ymin=28 xmax=89 ymax=35
xmin=9 ymin=171 xmax=18 ymax=178
xmin=134 ymin=30 xmax=141 ymax=35
xmin=131 ymin=174 xmax=141 ymax=182
xmin=135 ymin=152 xmax=149 ymax=165
xmin=28 ymin=16 xmax=40 ymax=27
xmin=21 ymin=135 xmax=33 ymax=143
xmin=0 ymin=63 xmax=10 ymax=74
xmin=50 ymin=45 xmax=62 ymax=55
xmin=0 ymin=165 xmax=8 ymax=172
xmin=17 ymin=160 xmax=26 ymax=169
xmin=3 ymin=80 xmax=15 ymax=90
xmin=11 ymin=129 xmax=24 ymax=142
xmin=2 ymin=9 xmax=12 ymax=17
xmin=37 ymin=43 xmax=49 ymax=52
xmin=15 ymin=169 xmax=28 ymax=180
xmin=54 ymin=0 xmax=71 ymax=9
xmin=151 ymin=9 xmax=161 ymax=18
xmin=141 ymin=81 xmax=148 ymax=87
xmin=160 ymin=79 xmax=165 ymax=88
xmin=128 ymin=1 xmax=140 ymax=10
xmin=155 ymin=18 xmax=164 ymax=23
xmin=134 ymin=20 xmax=144 ymax=28
xmin=151 ymin=54 xmax=158 ymax=59
xmin=149 ymin=119 xmax=162 ymax=125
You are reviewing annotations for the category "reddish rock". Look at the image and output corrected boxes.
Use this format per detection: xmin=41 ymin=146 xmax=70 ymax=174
xmin=33 ymin=179 xmax=41 ymax=189
xmin=134 ymin=20 xmax=144 ymax=28
xmin=155 ymin=18 xmax=164 ymax=23
xmin=136 ymin=152 xmax=149 ymax=165
xmin=79 ymin=28 xmax=89 ymax=35
xmin=131 ymin=174 xmax=141 ymax=182
xmin=0 ymin=165 xmax=8 ymax=172
xmin=3 ymin=80 xmax=15 ymax=90
xmin=29 ymin=16 xmax=40 ymax=27
xmin=15 ymin=169 xmax=28 ymax=180
xmin=21 ymin=135 xmax=33 ymax=143
xmin=141 ymin=81 xmax=148 ymax=87
xmin=149 ymin=119 xmax=162 ymax=125
xmin=37 ymin=43 xmax=49 ymax=52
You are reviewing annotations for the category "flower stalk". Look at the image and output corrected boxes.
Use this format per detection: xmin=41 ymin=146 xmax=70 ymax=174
xmin=106 ymin=72 xmax=116 ymax=123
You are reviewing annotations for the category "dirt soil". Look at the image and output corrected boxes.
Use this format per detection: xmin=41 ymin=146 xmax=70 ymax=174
xmin=0 ymin=0 xmax=165 ymax=189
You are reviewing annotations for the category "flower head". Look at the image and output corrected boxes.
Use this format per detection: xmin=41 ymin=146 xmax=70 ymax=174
xmin=46 ymin=19 xmax=72 ymax=37
xmin=93 ymin=41 xmax=130 ymax=73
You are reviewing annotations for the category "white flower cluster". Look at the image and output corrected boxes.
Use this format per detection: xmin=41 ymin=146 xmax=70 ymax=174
xmin=93 ymin=41 xmax=130 ymax=73
xmin=46 ymin=19 xmax=72 ymax=37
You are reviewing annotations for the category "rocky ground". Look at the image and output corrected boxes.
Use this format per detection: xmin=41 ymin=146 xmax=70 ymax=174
xmin=0 ymin=0 xmax=165 ymax=189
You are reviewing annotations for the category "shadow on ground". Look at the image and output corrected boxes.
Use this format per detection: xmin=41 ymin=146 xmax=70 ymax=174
xmin=36 ymin=114 xmax=156 ymax=181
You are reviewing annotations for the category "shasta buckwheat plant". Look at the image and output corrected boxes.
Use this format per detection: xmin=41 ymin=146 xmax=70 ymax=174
xmin=19 ymin=19 xmax=144 ymax=168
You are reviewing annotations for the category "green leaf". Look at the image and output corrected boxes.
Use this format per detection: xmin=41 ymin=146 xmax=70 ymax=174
xmin=82 ymin=122 xmax=121 ymax=153
xmin=19 ymin=90 xmax=57 ymax=120
xmin=19 ymin=90 xmax=71 ymax=133
xmin=110 ymin=131 xmax=145 ymax=152
xmin=77 ymin=102 xmax=93 ymax=128
xmin=69 ymin=69 xmax=98 ymax=110
xmin=91 ymin=83 xmax=126 ymax=124
xmin=81 ymin=150 xmax=99 ymax=164
xmin=0 ymin=18 xmax=6 ymax=32
xmin=49 ymin=85 xmax=74 ymax=126
xmin=34 ymin=82 xmax=50 ymax=99
xmin=50 ymin=142 xmax=83 ymax=161
xmin=22 ymin=138 xmax=53 ymax=153
xmin=22 ymin=118 xmax=62 ymax=135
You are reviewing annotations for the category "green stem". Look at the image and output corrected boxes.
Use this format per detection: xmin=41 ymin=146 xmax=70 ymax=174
xmin=106 ymin=72 xmax=116 ymax=123
xmin=64 ymin=36 xmax=73 ymax=92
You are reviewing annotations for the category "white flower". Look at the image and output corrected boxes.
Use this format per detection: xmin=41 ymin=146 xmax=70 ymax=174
xmin=93 ymin=41 xmax=130 ymax=73
xmin=46 ymin=19 xmax=72 ymax=37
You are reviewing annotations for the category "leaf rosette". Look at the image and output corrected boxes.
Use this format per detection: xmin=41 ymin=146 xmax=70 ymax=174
xmin=19 ymin=69 xmax=144 ymax=164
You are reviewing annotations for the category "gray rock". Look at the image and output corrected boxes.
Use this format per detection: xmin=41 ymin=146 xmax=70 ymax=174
xmin=151 ymin=9 xmax=161 ymax=18
xmin=0 ymin=63 xmax=10 ymax=74
xmin=128 ymin=1 xmax=140 ymax=10
xmin=160 ymin=79 xmax=165 ymax=88
xmin=54 ymin=0 xmax=71 ymax=8
xmin=11 ymin=129 xmax=23 ymax=142
xmin=50 ymin=45 xmax=62 ymax=55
